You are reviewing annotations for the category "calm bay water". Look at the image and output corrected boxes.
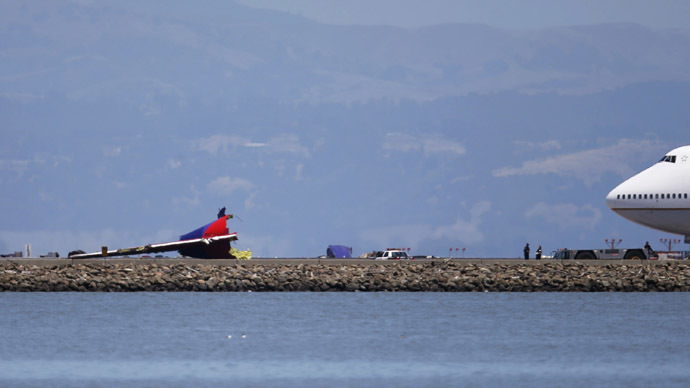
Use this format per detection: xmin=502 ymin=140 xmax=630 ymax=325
xmin=1 ymin=292 xmax=689 ymax=387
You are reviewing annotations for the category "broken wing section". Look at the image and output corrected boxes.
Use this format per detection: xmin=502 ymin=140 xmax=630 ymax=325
xmin=69 ymin=215 xmax=239 ymax=259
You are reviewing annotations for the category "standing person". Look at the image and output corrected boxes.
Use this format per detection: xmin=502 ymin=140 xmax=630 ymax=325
xmin=536 ymin=245 xmax=542 ymax=260
xmin=644 ymin=241 xmax=654 ymax=256
xmin=523 ymin=243 xmax=530 ymax=260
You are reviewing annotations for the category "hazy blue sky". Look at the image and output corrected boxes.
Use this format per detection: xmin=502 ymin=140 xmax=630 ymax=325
xmin=1 ymin=1 xmax=689 ymax=258
xmin=238 ymin=0 xmax=690 ymax=29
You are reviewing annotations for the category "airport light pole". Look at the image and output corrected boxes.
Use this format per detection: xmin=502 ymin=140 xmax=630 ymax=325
xmin=605 ymin=238 xmax=622 ymax=249
xmin=660 ymin=238 xmax=682 ymax=252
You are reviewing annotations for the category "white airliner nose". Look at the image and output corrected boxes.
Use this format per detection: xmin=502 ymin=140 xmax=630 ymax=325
xmin=606 ymin=171 xmax=645 ymax=212
xmin=606 ymin=186 xmax=620 ymax=211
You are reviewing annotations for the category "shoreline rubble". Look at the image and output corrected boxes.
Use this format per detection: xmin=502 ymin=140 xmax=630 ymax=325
xmin=1 ymin=261 xmax=690 ymax=292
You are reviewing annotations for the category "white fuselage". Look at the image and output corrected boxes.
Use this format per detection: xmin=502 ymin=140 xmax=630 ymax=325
xmin=606 ymin=145 xmax=690 ymax=241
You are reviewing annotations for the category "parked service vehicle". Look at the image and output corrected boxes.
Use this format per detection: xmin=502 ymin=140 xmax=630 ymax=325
xmin=553 ymin=248 xmax=652 ymax=260
xmin=375 ymin=249 xmax=411 ymax=260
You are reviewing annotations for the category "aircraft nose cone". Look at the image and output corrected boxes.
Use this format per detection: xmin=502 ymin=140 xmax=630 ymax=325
xmin=606 ymin=180 xmax=628 ymax=213
xmin=606 ymin=188 xmax=617 ymax=210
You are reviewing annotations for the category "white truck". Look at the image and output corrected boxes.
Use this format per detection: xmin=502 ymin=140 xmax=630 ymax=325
xmin=553 ymin=248 xmax=652 ymax=260
xmin=374 ymin=249 xmax=411 ymax=260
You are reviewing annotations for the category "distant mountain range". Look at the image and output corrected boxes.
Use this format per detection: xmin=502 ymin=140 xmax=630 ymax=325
xmin=3 ymin=1 xmax=690 ymax=106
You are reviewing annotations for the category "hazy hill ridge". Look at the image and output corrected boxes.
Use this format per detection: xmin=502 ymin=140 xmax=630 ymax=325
xmin=3 ymin=1 xmax=690 ymax=105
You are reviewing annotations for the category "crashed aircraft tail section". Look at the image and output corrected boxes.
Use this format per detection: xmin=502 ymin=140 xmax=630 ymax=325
xmin=177 ymin=215 xmax=237 ymax=259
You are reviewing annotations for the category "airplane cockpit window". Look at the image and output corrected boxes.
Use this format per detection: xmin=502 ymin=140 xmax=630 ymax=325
xmin=658 ymin=155 xmax=677 ymax=163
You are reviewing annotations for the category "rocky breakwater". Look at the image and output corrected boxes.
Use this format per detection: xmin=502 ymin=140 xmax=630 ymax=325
xmin=1 ymin=261 xmax=690 ymax=292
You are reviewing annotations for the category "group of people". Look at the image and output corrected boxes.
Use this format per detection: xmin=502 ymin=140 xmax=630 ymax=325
xmin=523 ymin=243 xmax=542 ymax=260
